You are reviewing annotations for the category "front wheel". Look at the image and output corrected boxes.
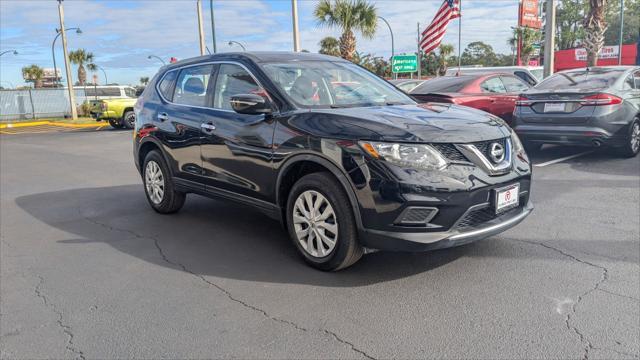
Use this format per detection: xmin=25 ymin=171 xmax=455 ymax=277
xmin=123 ymin=110 xmax=136 ymax=129
xmin=615 ymin=117 xmax=640 ymax=158
xmin=286 ymin=172 xmax=363 ymax=271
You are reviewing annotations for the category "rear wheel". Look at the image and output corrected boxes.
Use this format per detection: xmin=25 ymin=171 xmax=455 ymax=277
xmin=143 ymin=150 xmax=185 ymax=214
xmin=123 ymin=110 xmax=136 ymax=129
xmin=616 ymin=117 xmax=640 ymax=158
xmin=286 ymin=172 xmax=363 ymax=271
xmin=108 ymin=118 xmax=124 ymax=129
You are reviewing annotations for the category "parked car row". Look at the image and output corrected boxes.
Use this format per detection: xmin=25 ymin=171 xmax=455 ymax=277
xmin=394 ymin=66 xmax=640 ymax=157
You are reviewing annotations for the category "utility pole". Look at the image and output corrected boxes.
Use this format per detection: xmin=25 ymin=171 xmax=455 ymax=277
xmin=197 ymin=0 xmax=206 ymax=56
xmin=291 ymin=0 xmax=301 ymax=52
xmin=543 ymin=0 xmax=556 ymax=78
xmin=210 ymin=0 xmax=217 ymax=53
xmin=417 ymin=22 xmax=421 ymax=80
xmin=618 ymin=0 xmax=624 ymax=65
xmin=57 ymin=0 xmax=77 ymax=120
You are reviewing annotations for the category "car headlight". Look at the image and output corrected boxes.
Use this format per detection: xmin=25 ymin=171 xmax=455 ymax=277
xmin=359 ymin=141 xmax=448 ymax=170
xmin=510 ymin=130 xmax=528 ymax=162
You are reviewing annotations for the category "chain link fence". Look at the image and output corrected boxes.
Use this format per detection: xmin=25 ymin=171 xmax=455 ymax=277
xmin=0 ymin=88 xmax=90 ymax=122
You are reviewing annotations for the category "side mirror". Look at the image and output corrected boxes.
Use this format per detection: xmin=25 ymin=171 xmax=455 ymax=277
xmin=230 ymin=94 xmax=272 ymax=115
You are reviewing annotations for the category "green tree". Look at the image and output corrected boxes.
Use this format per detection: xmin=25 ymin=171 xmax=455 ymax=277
xmin=460 ymin=41 xmax=498 ymax=66
xmin=584 ymin=0 xmax=608 ymax=66
xmin=604 ymin=0 xmax=640 ymax=45
xmin=21 ymin=64 xmax=44 ymax=88
xmin=555 ymin=0 xmax=588 ymax=50
xmin=436 ymin=44 xmax=455 ymax=76
xmin=68 ymin=49 xmax=95 ymax=85
xmin=509 ymin=27 xmax=542 ymax=65
xmin=314 ymin=0 xmax=377 ymax=61
xmin=140 ymin=77 xmax=150 ymax=86
xmin=318 ymin=36 xmax=341 ymax=57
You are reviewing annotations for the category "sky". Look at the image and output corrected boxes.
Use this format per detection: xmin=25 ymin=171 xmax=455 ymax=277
xmin=0 ymin=0 xmax=520 ymax=87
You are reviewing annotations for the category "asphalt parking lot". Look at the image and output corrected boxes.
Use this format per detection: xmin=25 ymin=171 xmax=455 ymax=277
xmin=1 ymin=129 xmax=638 ymax=359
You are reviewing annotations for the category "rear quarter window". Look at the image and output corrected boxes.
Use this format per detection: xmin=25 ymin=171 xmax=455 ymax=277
xmin=158 ymin=70 xmax=178 ymax=101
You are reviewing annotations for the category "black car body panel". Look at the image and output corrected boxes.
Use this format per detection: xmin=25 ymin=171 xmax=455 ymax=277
xmin=134 ymin=52 xmax=533 ymax=253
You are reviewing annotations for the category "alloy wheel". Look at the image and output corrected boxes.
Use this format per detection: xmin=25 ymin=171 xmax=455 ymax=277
xmin=631 ymin=121 xmax=640 ymax=153
xmin=145 ymin=160 xmax=164 ymax=204
xmin=292 ymin=190 xmax=338 ymax=258
xmin=125 ymin=112 xmax=136 ymax=128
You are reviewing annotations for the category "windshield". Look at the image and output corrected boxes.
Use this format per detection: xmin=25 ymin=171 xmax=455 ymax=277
xmin=536 ymin=69 xmax=625 ymax=90
xmin=411 ymin=76 xmax=473 ymax=93
xmin=261 ymin=61 xmax=414 ymax=108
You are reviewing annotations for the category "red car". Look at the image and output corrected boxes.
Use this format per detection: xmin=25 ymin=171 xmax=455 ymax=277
xmin=409 ymin=74 xmax=532 ymax=124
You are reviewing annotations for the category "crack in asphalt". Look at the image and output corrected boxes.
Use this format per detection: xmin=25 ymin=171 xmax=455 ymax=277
xmin=79 ymin=210 xmax=376 ymax=359
xmin=34 ymin=275 xmax=86 ymax=360
xmin=515 ymin=239 xmax=609 ymax=360
xmin=595 ymin=288 xmax=640 ymax=303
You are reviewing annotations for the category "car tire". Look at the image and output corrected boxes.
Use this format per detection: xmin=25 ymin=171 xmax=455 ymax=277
xmin=286 ymin=172 xmax=363 ymax=271
xmin=142 ymin=150 xmax=186 ymax=214
xmin=523 ymin=141 xmax=542 ymax=154
xmin=616 ymin=117 xmax=640 ymax=158
xmin=123 ymin=110 xmax=136 ymax=129
xmin=108 ymin=118 xmax=124 ymax=129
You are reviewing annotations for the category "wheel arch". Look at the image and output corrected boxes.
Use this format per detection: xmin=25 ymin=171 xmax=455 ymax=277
xmin=137 ymin=138 xmax=168 ymax=175
xmin=275 ymin=153 xmax=364 ymax=231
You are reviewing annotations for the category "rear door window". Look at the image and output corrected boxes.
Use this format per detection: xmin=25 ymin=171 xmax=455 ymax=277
xmin=480 ymin=77 xmax=507 ymax=93
xmin=501 ymin=76 xmax=531 ymax=93
xmin=173 ymin=65 xmax=214 ymax=107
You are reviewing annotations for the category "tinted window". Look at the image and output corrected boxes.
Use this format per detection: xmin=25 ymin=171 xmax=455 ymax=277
xmin=633 ymin=70 xmax=640 ymax=90
xmin=213 ymin=64 xmax=261 ymax=110
xmin=480 ymin=77 xmax=507 ymax=93
xmin=85 ymin=87 xmax=122 ymax=97
xmin=514 ymin=71 xmax=537 ymax=86
xmin=158 ymin=71 xmax=177 ymax=100
xmin=173 ymin=65 xmax=213 ymax=107
xmin=536 ymin=69 xmax=625 ymax=90
xmin=124 ymin=88 xmax=137 ymax=98
xmin=411 ymin=77 xmax=473 ymax=94
xmin=501 ymin=76 xmax=530 ymax=93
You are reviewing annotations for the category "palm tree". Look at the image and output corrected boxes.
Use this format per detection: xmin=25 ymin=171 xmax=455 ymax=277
xmin=318 ymin=36 xmax=341 ymax=57
xmin=584 ymin=0 xmax=608 ymax=67
xmin=437 ymin=44 xmax=455 ymax=76
xmin=21 ymin=64 xmax=44 ymax=88
xmin=314 ymin=0 xmax=377 ymax=61
xmin=140 ymin=77 xmax=150 ymax=86
xmin=508 ymin=27 xmax=542 ymax=65
xmin=69 ymin=49 xmax=95 ymax=85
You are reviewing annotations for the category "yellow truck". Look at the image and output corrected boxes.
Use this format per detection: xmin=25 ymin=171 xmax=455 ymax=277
xmin=89 ymin=98 xmax=137 ymax=129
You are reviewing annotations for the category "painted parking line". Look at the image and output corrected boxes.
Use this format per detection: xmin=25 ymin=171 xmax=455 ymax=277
xmin=533 ymin=151 xmax=593 ymax=167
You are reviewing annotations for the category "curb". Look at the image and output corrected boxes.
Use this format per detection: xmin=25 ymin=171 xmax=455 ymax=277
xmin=0 ymin=121 xmax=104 ymax=129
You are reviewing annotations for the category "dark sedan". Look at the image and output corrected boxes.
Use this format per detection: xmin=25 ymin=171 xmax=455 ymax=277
xmin=409 ymin=74 xmax=532 ymax=124
xmin=513 ymin=66 xmax=640 ymax=157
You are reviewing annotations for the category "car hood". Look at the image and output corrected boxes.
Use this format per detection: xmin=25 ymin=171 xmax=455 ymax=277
xmin=290 ymin=103 xmax=510 ymax=143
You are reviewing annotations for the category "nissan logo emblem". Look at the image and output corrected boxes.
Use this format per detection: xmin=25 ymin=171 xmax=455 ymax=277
xmin=489 ymin=142 xmax=505 ymax=163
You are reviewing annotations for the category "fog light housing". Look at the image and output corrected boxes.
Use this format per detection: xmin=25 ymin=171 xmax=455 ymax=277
xmin=395 ymin=207 xmax=439 ymax=226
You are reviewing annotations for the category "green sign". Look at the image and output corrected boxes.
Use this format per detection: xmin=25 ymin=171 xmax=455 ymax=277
xmin=391 ymin=55 xmax=418 ymax=73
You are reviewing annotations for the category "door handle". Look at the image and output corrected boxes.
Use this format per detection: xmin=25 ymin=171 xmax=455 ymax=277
xmin=157 ymin=112 xmax=169 ymax=122
xmin=201 ymin=122 xmax=216 ymax=133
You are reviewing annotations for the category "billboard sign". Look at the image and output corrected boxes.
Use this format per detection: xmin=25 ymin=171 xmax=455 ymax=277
xmin=519 ymin=0 xmax=542 ymax=29
xmin=574 ymin=46 xmax=620 ymax=61
xmin=391 ymin=54 xmax=418 ymax=73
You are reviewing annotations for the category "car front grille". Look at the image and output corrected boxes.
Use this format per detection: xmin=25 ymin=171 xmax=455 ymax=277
xmin=471 ymin=137 xmax=507 ymax=162
xmin=431 ymin=143 xmax=468 ymax=162
xmin=456 ymin=203 xmax=523 ymax=231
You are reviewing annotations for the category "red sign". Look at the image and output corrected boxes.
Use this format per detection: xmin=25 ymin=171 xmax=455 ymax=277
xmin=519 ymin=0 xmax=542 ymax=29
xmin=554 ymin=44 xmax=638 ymax=71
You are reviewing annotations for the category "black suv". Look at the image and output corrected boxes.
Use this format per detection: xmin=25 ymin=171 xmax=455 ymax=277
xmin=134 ymin=52 xmax=533 ymax=271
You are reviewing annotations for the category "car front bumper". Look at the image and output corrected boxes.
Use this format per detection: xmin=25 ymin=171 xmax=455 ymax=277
xmin=360 ymin=200 xmax=533 ymax=252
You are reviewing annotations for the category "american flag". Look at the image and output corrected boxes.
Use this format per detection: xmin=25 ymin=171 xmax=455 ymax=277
xmin=419 ymin=0 xmax=461 ymax=54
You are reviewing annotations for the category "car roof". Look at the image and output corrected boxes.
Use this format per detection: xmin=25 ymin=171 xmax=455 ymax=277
xmin=560 ymin=66 xmax=638 ymax=72
xmin=164 ymin=51 xmax=346 ymax=70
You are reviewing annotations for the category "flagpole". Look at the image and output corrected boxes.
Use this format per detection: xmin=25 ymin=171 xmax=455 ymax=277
xmin=457 ymin=0 xmax=462 ymax=75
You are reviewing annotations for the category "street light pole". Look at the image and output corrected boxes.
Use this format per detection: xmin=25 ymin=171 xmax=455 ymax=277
xmin=228 ymin=41 xmax=246 ymax=51
xmin=210 ymin=0 xmax=217 ymax=53
xmin=57 ymin=0 xmax=77 ymax=120
xmin=618 ymin=0 xmax=624 ymax=65
xmin=147 ymin=55 xmax=167 ymax=66
xmin=292 ymin=0 xmax=301 ymax=52
xmin=52 ymin=27 xmax=81 ymax=87
xmin=378 ymin=16 xmax=394 ymax=78
xmin=197 ymin=0 xmax=206 ymax=56
xmin=0 ymin=50 xmax=18 ymax=57
xmin=95 ymin=64 xmax=108 ymax=85
xmin=543 ymin=0 xmax=556 ymax=78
